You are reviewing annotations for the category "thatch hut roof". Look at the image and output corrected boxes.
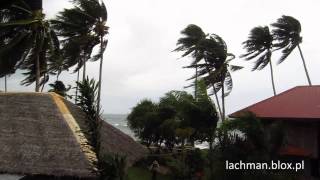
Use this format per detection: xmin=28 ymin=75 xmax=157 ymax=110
xmin=0 ymin=92 xmax=146 ymax=178
xmin=63 ymin=98 xmax=147 ymax=166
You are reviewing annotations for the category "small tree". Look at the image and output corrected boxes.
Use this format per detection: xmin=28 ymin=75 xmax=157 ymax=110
xmin=48 ymin=80 xmax=71 ymax=99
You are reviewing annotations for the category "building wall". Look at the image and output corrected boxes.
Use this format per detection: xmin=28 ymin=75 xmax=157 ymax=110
xmin=284 ymin=122 xmax=318 ymax=158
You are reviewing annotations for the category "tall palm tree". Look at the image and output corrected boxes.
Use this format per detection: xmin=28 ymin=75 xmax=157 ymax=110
xmin=0 ymin=0 xmax=60 ymax=92
xmin=4 ymin=75 xmax=7 ymax=92
xmin=51 ymin=0 xmax=108 ymax=112
xmin=241 ymin=26 xmax=277 ymax=96
xmin=271 ymin=15 xmax=312 ymax=86
xmin=192 ymin=34 xmax=242 ymax=120
xmin=175 ymin=25 xmax=206 ymax=100
xmin=174 ymin=24 xmax=223 ymax=117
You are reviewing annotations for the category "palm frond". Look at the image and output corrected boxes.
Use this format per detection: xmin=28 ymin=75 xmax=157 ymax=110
xmin=271 ymin=15 xmax=302 ymax=64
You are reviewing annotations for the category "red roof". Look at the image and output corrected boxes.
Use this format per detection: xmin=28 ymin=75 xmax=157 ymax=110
xmin=229 ymin=86 xmax=320 ymax=120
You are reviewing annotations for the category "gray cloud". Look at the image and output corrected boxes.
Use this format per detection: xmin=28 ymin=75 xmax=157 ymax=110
xmin=1 ymin=0 xmax=320 ymax=114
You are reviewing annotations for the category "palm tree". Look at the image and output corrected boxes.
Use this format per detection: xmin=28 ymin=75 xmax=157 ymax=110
xmin=48 ymin=80 xmax=72 ymax=99
xmin=51 ymin=0 xmax=108 ymax=112
xmin=0 ymin=0 xmax=60 ymax=92
xmin=174 ymin=25 xmax=206 ymax=100
xmin=241 ymin=26 xmax=276 ymax=96
xmin=174 ymin=24 xmax=223 ymax=117
xmin=4 ymin=75 xmax=7 ymax=92
xmin=194 ymin=34 xmax=242 ymax=120
xmin=271 ymin=15 xmax=312 ymax=85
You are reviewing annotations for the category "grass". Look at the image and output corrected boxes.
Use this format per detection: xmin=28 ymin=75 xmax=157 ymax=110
xmin=127 ymin=167 xmax=172 ymax=180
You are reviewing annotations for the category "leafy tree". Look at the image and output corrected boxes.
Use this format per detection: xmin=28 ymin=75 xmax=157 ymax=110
xmin=127 ymin=100 xmax=161 ymax=147
xmin=51 ymin=0 xmax=109 ymax=110
xmin=241 ymin=26 xmax=276 ymax=96
xmin=100 ymin=154 xmax=127 ymax=180
xmin=272 ymin=15 xmax=312 ymax=85
xmin=188 ymin=80 xmax=218 ymax=149
xmin=210 ymin=113 xmax=286 ymax=179
xmin=48 ymin=80 xmax=71 ymax=99
xmin=128 ymin=89 xmax=219 ymax=150
xmin=0 ymin=0 xmax=60 ymax=92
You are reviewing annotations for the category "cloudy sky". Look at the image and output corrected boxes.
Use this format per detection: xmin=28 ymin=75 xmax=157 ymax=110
xmin=1 ymin=0 xmax=320 ymax=115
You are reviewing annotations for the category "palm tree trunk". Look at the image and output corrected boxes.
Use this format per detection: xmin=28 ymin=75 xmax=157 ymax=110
xmin=297 ymin=44 xmax=312 ymax=86
xmin=82 ymin=58 xmax=86 ymax=81
xmin=221 ymin=81 xmax=225 ymax=121
xmin=41 ymin=78 xmax=45 ymax=92
xmin=40 ymin=73 xmax=47 ymax=92
xmin=203 ymin=60 xmax=222 ymax=119
xmin=4 ymin=75 xmax=7 ymax=92
xmin=75 ymin=68 xmax=80 ymax=104
xmin=97 ymin=35 xmax=104 ymax=114
xmin=35 ymin=55 xmax=40 ymax=92
xmin=194 ymin=66 xmax=198 ymax=100
xmin=269 ymin=60 xmax=276 ymax=96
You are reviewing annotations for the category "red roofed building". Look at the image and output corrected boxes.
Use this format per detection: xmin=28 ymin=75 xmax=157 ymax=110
xmin=230 ymin=86 xmax=320 ymax=179
xmin=230 ymin=86 xmax=320 ymax=120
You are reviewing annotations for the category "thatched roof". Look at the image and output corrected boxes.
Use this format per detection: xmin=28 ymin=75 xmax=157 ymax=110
xmin=63 ymin=99 xmax=147 ymax=167
xmin=0 ymin=92 xmax=146 ymax=178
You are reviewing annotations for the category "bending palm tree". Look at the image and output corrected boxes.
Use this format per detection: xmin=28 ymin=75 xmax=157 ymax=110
xmin=272 ymin=15 xmax=312 ymax=86
xmin=241 ymin=26 xmax=277 ymax=96
xmin=192 ymin=34 xmax=242 ymax=120
xmin=51 ymin=0 xmax=108 ymax=112
xmin=174 ymin=24 xmax=223 ymax=117
xmin=0 ymin=0 xmax=60 ymax=92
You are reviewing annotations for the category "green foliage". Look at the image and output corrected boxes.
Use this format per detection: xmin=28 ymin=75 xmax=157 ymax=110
xmin=128 ymin=89 xmax=219 ymax=150
xmin=175 ymin=24 xmax=243 ymax=120
xmin=51 ymin=0 xmax=108 ymax=72
xmin=271 ymin=15 xmax=302 ymax=64
xmin=48 ymin=80 xmax=71 ymax=99
xmin=127 ymin=99 xmax=160 ymax=146
xmin=0 ymin=1 xmax=61 ymax=90
xmin=209 ymin=113 xmax=287 ymax=180
xmin=166 ymin=149 xmax=205 ymax=180
xmin=76 ymin=77 xmax=100 ymax=149
xmin=241 ymin=26 xmax=273 ymax=71
xmin=100 ymin=154 xmax=127 ymax=180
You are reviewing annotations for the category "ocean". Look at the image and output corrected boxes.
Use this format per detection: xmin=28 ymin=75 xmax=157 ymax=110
xmin=102 ymin=114 xmax=134 ymax=138
xmin=102 ymin=114 xmax=208 ymax=149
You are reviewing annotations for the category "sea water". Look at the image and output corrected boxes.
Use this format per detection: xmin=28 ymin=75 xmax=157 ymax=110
xmin=102 ymin=114 xmax=208 ymax=149
xmin=102 ymin=114 xmax=135 ymax=138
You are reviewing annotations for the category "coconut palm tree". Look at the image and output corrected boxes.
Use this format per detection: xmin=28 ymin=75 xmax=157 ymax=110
xmin=0 ymin=0 xmax=60 ymax=92
xmin=271 ymin=15 xmax=312 ymax=85
xmin=174 ymin=24 xmax=223 ymax=117
xmin=48 ymin=80 xmax=72 ymax=99
xmin=241 ymin=26 xmax=276 ymax=96
xmin=190 ymin=34 xmax=242 ymax=120
xmin=174 ymin=25 xmax=206 ymax=100
xmin=51 ymin=0 xmax=108 ymax=112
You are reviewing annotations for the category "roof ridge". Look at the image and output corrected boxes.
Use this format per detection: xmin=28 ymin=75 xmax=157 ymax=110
xmin=50 ymin=93 xmax=98 ymax=172
xmin=229 ymin=86 xmax=301 ymax=117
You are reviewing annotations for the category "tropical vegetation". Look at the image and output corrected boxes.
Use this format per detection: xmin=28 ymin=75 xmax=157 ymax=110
xmin=241 ymin=26 xmax=277 ymax=96
xmin=0 ymin=1 xmax=315 ymax=179
xmin=174 ymin=24 xmax=243 ymax=121
xmin=271 ymin=15 xmax=312 ymax=85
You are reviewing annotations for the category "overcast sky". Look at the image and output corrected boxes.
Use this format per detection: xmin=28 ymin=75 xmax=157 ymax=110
xmin=1 ymin=0 xmax=320 ymax=115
